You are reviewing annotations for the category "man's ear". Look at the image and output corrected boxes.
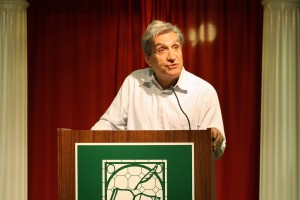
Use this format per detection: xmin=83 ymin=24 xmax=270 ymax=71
xmin=144 ymin=55 xmax=152 ymax=67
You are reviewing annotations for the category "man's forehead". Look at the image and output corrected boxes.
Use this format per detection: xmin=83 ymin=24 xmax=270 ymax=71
xmin=153 ymin=32 xmax=180 ymax=46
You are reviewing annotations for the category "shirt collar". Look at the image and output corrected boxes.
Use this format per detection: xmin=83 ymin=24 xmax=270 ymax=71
xmin=141 ymin=67 xmax=188 ymax=94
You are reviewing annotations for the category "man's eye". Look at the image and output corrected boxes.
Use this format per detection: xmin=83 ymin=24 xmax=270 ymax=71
xmin=158 ymin=48 xmax=165 ymax=53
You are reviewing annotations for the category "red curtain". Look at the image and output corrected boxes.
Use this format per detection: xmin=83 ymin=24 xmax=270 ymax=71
xmin=28 ymin=0 xmax=263 ymax=199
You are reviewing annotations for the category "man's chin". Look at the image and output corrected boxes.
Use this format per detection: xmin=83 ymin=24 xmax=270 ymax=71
xmin=167 ymin=67 xmax=182 ymax=75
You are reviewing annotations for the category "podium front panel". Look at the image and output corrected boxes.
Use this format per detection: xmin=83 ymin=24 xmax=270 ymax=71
xmin=57 ymin=129 xmax=214 ymax=200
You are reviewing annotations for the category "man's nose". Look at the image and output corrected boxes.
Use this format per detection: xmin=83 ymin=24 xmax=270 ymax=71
xmin=167 ymin=50 xmax=176 ymax=61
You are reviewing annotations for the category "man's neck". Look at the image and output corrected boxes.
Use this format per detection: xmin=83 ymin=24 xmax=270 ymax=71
xmin=155 ymin=75 xmax=179 ymax=90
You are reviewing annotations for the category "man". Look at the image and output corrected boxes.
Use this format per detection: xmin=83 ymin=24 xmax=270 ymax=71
xmin=92 ymin=20 xmax=226 ymax=159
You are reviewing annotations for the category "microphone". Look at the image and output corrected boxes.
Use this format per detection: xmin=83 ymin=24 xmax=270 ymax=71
xmin=170 ymin=86 xmax=191 ymax=130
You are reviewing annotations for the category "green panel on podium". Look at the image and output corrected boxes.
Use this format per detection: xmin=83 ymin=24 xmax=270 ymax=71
xmin=76 ymin=143 xmax=194 ymax=200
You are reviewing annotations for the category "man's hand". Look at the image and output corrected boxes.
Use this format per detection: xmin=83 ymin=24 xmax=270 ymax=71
xmin=211 ymin=127 xmax=224 ymax=152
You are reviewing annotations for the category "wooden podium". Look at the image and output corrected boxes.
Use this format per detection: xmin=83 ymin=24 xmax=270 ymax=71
xmin=57 ymin=129 xmax=215 ymax=200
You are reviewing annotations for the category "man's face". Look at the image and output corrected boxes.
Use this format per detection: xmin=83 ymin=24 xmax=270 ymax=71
xmin=145 ymin=32 xmax=183 ymax=86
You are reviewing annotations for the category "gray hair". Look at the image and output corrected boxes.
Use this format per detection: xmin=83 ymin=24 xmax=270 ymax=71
xmin=141 ymin=20 xmax=184 ymax=58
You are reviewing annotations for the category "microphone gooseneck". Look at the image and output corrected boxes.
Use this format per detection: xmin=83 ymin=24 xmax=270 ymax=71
xmin=170 ymin=86 xmax=191 ymax=130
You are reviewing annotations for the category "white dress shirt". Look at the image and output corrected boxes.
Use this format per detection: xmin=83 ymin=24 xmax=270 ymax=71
xmin=92 ymin=67 xmax=226 ymax=158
